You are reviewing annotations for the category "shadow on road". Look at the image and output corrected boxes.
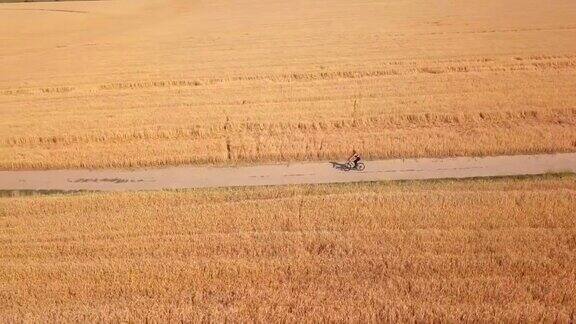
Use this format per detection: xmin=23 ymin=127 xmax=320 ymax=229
xmin=330 ymin=162 xmax=349 ymax=171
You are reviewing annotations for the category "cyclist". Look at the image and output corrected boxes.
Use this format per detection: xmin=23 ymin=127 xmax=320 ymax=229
xmin=348 ymin=150 xmax=361 ymax=169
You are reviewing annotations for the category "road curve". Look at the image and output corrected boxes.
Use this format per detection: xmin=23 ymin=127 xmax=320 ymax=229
xmin=1 ymin=153 xmax=575 ymax=191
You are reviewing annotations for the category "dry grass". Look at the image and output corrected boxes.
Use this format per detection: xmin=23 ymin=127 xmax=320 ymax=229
xmin=1 ymin=175 xmax=576 ymax=322
xmin=0 ymin=0 xmax=575 ymax=169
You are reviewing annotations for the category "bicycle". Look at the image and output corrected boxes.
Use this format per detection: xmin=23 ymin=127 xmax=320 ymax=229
xmin=344 ymin=161 xmax=365 ymax=171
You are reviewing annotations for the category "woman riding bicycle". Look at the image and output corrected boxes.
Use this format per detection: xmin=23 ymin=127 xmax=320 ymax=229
xmin=348 ymin=150 xmax=361 ymax=168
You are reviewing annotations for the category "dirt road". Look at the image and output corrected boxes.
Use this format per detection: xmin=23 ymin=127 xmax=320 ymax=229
xmin=0 ymin=153 xmax=574 ymax=191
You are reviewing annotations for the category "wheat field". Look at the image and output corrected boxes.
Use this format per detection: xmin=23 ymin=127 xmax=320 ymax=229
xmin=1 ymin=0 xmax=575 ymax=169
xmin=1 ymin=175 xmax=575 ymax=321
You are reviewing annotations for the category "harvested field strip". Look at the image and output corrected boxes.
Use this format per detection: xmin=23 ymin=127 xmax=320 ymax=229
xmin=2 ymin=55 xmax=576 ymax=95
xmin=1 ymin=176 xmax=575 ymax=321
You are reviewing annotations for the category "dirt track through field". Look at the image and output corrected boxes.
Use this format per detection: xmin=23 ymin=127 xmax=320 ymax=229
xmin=1 ymin=153 xmax=574 ymax=191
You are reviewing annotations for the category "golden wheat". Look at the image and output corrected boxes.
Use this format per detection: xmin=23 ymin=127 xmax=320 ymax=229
xmin=1 ymin=175 xmax=575 ymax=321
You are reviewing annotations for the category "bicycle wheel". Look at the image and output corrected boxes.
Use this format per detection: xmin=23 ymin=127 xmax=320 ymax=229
xmin=343 ymin=162 xmax=353 ymax=171
xmin=356 ymin=162 xmax=365 ymax=171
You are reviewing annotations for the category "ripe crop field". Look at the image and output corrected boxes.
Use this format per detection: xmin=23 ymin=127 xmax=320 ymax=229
xmin=1 ymin=175 xmax=575 ymax=321
xmin=1 ymin=0 xmax=575 ymax=169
